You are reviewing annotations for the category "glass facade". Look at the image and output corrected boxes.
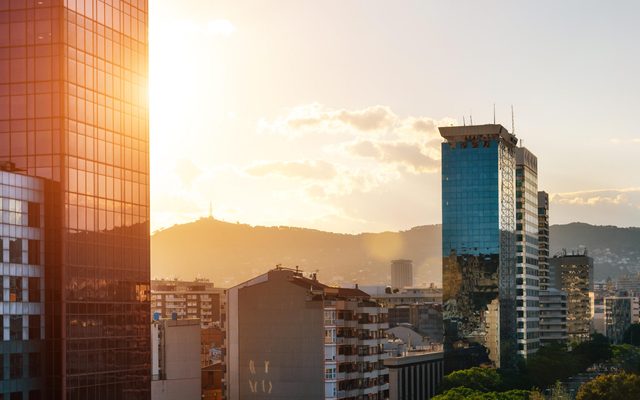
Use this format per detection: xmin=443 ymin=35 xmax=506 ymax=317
xmin=439 ymin=125 xmax=517 ymax=369
xmin=515 ymin=147 xmax=539 ymax=356
xmin=0 ymin=1 xmax=150 ymax=399
xmin=0 ymin=169 xmax=45 ymax=399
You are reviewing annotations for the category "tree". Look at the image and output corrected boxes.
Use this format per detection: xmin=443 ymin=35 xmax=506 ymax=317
xmin=610 ymin=344 xmax=640 ymax=373
xmin=548 ymin=381 xmax=572 ymax=400
xmin=576 ymin=372 xmax=640 ymax=400
xmin=622 ymin=323 xmax=640 ymax=346
xmin=572 ymin=333 xmax=612 ymax=369
xmin=439 ymin=367 xmax=502 ymax=393
xmin=433 ymin=387 xmax=537 ymax=400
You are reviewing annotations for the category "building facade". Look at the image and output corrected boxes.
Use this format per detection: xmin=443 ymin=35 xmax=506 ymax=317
xmin=390 ymin=259 xmax=413 ymax=290
xmin=151 ymin=279 xmax=224 ymax=329
xmin=538 ymin=288 xmax=568 ymax=346
xmin=384 ymin=351 xmax=443 ymax=400
xmin=604 ymin=296 xmax=639 ymax=344
xmin=151 ymin=318 xmax=201 ymax=400
xmin=515 ymin=147 xmax=540 ymax=356
xmin=439 ymin=124 xmax=518 ymax=369
xmin=549 ymin=253 xmax=594 ymax=343
xmin=225 ymin=268 xmax=390 ymax=400
xmin=1 ymin=167 xmax=46 ymax=398
xmin=0 ymin=1 xmax=151 ymax=398
xmin=537 ymin=192 xmax=550 ymax=291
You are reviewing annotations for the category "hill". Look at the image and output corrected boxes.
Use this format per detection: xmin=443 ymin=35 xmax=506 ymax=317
xmin=151 ymin=219 xmax=640 ymax=287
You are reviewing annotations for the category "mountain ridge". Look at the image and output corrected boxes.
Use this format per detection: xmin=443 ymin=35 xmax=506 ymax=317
xmin=151 ymin=218 xmax=640 ymax=287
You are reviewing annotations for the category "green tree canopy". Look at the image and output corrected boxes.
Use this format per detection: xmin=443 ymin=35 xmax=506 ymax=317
xmin=439 ymin=367 xmax=502 ymax=393
xmin=622 ymin=323 xmax=640 ymax=346
xmin=576 ymin=372 xmax=640 ymax=400
xmin=610 ymin=344 xmax=640 ymax=373
xmin=433 ymin=387 xmax=536 ymax=400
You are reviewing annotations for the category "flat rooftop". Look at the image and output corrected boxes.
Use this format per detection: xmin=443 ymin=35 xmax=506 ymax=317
xmin=439 ymin=124 xmax=518 ymax=146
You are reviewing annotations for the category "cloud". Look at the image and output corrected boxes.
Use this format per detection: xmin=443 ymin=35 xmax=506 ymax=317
xmin=175 ymin=159 xmax=202 ymax=187
xmin=245 ymin=160 xmax=337 ymax=180
xmin=551 ymin=188 xmax=640 ymax=207
xmin=346 ymin=140 xmax=439 ymax=174
xmin=285 ymin=104 xmax=396 ymax=131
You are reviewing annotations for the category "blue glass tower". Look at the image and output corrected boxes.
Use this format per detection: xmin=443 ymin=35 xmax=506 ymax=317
xmin=439 ymin=124 xmax=517 ymax=370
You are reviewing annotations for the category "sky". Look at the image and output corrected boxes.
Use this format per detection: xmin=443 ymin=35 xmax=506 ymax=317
xmin=148 ymin=0 xmax=640 ymax=234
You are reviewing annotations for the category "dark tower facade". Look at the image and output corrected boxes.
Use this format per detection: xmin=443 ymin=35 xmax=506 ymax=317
xmin=439 ymin=124 xmax=517 ymax=370
xmin=0 ymin=1 xmax=150 ymax=399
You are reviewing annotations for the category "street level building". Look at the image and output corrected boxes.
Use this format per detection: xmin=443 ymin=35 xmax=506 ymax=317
xmin=151 ymin=318 xmax=201 ymax=400
xmin=439 ymin=124 xmax=518 ymax=370
xmin=225 ymin=267 xmax=390 ymax=400
xmin=384 ymin=350 xmax=444 ymax=400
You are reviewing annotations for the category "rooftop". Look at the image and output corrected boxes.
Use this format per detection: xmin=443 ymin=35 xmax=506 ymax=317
xmin=438 ymin=124 xmax=518 ymax=147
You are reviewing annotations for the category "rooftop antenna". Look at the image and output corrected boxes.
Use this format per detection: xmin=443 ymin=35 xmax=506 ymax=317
xmin=208 ymin=201 xmax=213 ymax=218
xmin=469 ymin=113 xmax=473 ymax=125
xmin=493 ymin=104 xmax=496 ymax=124
xmin=463 ymin=116 xmax=466 ymax=126
xmin=511 ymin=105 xmax=515 ymax=134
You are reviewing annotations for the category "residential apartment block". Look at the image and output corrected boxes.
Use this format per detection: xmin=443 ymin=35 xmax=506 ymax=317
xmin=225 ymin=267 xmax=390 ymax=400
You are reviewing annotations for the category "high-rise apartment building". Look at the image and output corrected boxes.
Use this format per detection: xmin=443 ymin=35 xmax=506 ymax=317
xmin=515 ymin=147 xmax=540 ymax=356
xmin=1 ymin=165 xmax=46 ymax=399
xmin=439 ymin=124 xmax=518 ymax=369
xmin=390 ymin=259 xmax=413 ymax=289
xmin=549 ymin=252 xmax=594 ymax=343
xmin=224 ymin=267 xmax=390 ymax=400
xmin=0 ymin=1 xmax=150 ymax=398
xmin=537 ymin=192 xmax=550 ymax=291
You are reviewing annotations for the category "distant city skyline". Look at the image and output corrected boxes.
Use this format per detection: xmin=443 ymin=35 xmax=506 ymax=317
xmin=150 ymin=0 xmax=640 ymax=233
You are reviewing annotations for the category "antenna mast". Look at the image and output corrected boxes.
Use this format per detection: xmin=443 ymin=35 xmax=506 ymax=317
xmin=493 ymin=103 xmax=496 ymax=124
xmin=511 ymin=105 xmax=515 ymax=134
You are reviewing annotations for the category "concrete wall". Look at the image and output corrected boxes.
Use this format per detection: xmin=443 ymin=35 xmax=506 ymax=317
xmin=228 ymin=270 xmax=325 ymax=399
xmin=152 ymin=319 xmax=201 ymax=400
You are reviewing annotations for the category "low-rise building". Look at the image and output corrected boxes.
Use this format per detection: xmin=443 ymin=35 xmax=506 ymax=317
xmin=384 ymin=350 xmax=444 ymax=400
xmin=151 ymin=279 xmax=225 ymax=329
xmin=151 ymin=318 xmax=202 ymax=400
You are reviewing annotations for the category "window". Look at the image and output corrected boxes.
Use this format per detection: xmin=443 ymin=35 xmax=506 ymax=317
xmin=29 ymin=315 xmax=40 ymax=340
xmin=10 ymin=277 xmax=22 ymax=302
xmin=28 ymin=202 xmax=40 ymax=227
xmin=29 ymin=390 xmax=41 ymax=400
xmin=325 ymin=367 xmax=336 ymax=380
xmin=29 ymin=353 xmax=40 ymax=378
xmin=9 ymin=239 xmax=22 ymax=263
xmin=0 ymin=238 xmax=3 ymax=262
xmin=29 ymin=277 xmax=40 ymax=303
xmin=28 ymin=240 xmax=40 ymax=265
xmin=0 ymin=354 xmax=3 ymax=380
xmin=10 ymin=316 xmax=23 ymax=340
xmin=10 ymin=354 xmax=22 ymax=379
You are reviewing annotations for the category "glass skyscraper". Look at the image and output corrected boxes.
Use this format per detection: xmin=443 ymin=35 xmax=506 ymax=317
xmin=0 ymin=1 xmax=150 ymax=399
xmin=439 ymin=124 xmax=517 ymax=369
xmin=515 ymin=147 xmax=540 ymax=356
